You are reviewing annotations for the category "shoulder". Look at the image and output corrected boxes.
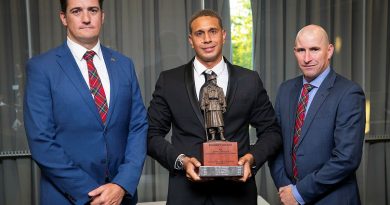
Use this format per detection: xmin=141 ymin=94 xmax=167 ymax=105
xmin=27 ymin=44 xmax=64 ymax=66
xmin=159 ymin=62 xmax=190 ymax=79
xmin=334 ymin=73 xmax=362 ymax=89
xmin=277 ymin=75 xmax=301 ymax=93
xmin=229 ymin=63 xmax=257 ymax=77
xmin=331 ymin=73 xmax=364 ymax=99
xmin=101 ymin=45 xmax=134 ymax=65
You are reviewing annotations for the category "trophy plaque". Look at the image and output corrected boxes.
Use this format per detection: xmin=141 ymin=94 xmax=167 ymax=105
xmin=198 ymin=72 xmax=243 ymax=177
xmin=199 ymin=140 xmax=243 ymax=177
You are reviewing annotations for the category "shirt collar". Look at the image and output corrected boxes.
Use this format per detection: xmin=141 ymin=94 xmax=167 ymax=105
xmin=66 ymin=37 xmax=103 ymax=61
xmin=303 ymin=66 xmax=331 ymax=88
xmin=193 ymin=57 xmax=225 ymax=77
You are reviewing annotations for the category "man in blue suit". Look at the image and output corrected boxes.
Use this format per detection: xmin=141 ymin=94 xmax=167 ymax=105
xmin=269 ymin=25 xmax=365 ymax=205
xmin=23 ymin=0 xmax=147 ymax=204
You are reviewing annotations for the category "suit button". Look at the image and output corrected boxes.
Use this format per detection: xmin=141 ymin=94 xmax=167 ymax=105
xmin=101 ymin=159 xmax=106 ymax=164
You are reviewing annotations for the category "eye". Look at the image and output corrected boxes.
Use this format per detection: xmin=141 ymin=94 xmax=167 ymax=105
xmin=194 ymin=31 xmax=203 ymax=37
xmin=70 ymin=8 xmax=81 ymax=15
xmin=89 ymin=7 xmax=100 ymax=14
xmin=295 ymin=48 xmax=305 ymax=53
xmin=210 ymin=29 xmax=218 ymax=35
xmin=310 ymin=47 xmax=320 ymax=52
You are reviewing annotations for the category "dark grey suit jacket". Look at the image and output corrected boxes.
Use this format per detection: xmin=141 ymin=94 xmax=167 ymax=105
xmin=147 ymin=58 xmax=282 ymax=205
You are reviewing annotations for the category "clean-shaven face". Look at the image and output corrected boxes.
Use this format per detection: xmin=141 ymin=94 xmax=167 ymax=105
xmin=189 ymin=16 xmax=226 ymax=69
xmin=294 ymin=25 xmax=334 ymax=82
xmin=60 ymin=0 xmax=104 ymax=49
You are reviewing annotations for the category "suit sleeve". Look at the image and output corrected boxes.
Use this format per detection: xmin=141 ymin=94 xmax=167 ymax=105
xmin=269 ymin=84 xmax=293 ymax=188
xmin=296 ymin=84 xmax=365 ymax=203
xmin=24 ymin=59 xmax=99 ymax=205
xmin=248 ymin=72 xmax=282 ymax=171
xmin=111 ymin=60 xmax=148 ymax=196
xmin=147 ymin=72 xmax=181 ymax=172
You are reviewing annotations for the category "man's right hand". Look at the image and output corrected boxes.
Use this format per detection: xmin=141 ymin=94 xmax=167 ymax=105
xmin=182 ymin=156 xmax=203 ymax=181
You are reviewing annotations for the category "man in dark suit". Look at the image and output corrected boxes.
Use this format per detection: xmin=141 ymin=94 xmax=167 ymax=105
xmin=269 ymin=25 xmax=365 ymax=205
xmin=23 ymin=0 xmax=147 ymax=204
xmin=147 ymin=9 xmax=282 ymax=205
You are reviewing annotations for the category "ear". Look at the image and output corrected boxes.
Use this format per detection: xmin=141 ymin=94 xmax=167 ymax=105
xmin=59 ymin=11 xmax=67 ymax=27
xmin=222 ymin=29 xmax=226 ymax=44
xmin=101 ymin=10 xmax=105 ymax=25
xmin=327 ymin=44 xmax=334 ymax=60
xmin=188 ymin=34 xmax=194 ymax=48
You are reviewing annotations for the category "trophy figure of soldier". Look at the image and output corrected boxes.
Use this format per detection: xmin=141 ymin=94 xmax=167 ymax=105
xmin=199 ymin=72 xmax=242 ymax=177
xmin=200 ymin=73 xmax=226 ymax=141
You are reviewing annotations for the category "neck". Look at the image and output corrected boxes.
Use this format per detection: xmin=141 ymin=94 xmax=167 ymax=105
xmin=196 ymin=56 xmax=223 ymax=69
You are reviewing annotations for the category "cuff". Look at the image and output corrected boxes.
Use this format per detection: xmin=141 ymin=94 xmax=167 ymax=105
xmin=292 ymin=185 xmax=305 ymax=205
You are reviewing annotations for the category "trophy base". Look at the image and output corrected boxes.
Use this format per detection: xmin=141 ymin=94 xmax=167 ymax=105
xmin=199 ymin=165 xmax=243 ymax=177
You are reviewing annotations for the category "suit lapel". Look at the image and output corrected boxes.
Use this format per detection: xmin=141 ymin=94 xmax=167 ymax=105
xmin=224 ymin=59 xmax=238 ymax=109
xmin=289 ymin=80 xmax=302 ymax=150
xmin=184 ymin=59 xmax=204 ymax=126
xmin=297 ymin=70 xmax=336 ymax=147
xmin=101 ymin=46 xmax=117 ymax=126
xmin=56 ymin=43 xmax=103 ymax=126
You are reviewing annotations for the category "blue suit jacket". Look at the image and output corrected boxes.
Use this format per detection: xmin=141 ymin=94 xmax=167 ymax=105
xmin=24 ymin=43 xmax=148 ymax=205
xmin=269 ymin=69 xmax=365 ymax=204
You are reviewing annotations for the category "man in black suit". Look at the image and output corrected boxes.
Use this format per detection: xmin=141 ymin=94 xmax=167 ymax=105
xmin=147 ymin=9 xmax=282 ymax=205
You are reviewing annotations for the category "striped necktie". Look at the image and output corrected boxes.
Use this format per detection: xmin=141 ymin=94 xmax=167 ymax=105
xmin=83 ymin=50 xmax=109 ymax=124
xmin=292 ymin=83 xmax=314 ymax=181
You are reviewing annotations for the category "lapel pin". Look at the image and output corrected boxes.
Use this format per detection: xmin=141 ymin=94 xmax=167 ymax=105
xmin=111 ymin=57 xmax=116 ymax=62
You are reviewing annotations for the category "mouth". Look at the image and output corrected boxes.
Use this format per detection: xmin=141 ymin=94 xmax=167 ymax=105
xmin=202 ymin=45 xmax=216 ymax=52
xmin=302 ymin=64 xmax=316 ymax=68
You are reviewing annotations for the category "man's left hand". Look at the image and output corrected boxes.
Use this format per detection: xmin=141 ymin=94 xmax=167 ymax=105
xmin=237 ymin=153 xmax=254 ymax=182
xmin=88 ymin=183 xmax=125 ymax=205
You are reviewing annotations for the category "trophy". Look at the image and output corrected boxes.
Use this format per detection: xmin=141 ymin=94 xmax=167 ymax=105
xmin=199 ymin=73 xmax=243 ymax=177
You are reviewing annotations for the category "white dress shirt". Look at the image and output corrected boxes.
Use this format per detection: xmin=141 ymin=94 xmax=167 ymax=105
xmin=67 ymin=37 xmax=110 ymax=107
xmin=193 ymin=57 xmax=228 ymax=100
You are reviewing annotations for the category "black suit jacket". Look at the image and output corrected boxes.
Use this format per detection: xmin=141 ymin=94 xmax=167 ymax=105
xmin=147 ymin=58 xmax=282 ymax=205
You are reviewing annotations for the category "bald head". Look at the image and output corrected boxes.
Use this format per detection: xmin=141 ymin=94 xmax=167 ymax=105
xmin=295 ymin=24 xmax=330 ymax=46
xmin=293 ymin=24 xmax=334 ymax=82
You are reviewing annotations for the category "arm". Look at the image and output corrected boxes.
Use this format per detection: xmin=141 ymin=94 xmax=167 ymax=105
xmin=147 ymin=72 xmax=181 ymax=172
xmin=249 ymin=72 xmax=282 ymax=171
xmin=24 ymin=60 xmax=99 ymax=205
xmin=269 ymin=84 xmax=293 ymax=188
xmin=110 ymin=61 xmax=148 ymax=197
xmin=296 ymin=84 xmax=365 ymax=203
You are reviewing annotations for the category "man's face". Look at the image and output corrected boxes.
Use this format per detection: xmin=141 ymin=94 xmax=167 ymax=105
xmin=189 ymin=16 xmax=226 ymax=68
xmin=60 ymin=0 xmax=104 ymax=49
xmin=294 ymin=31 xmax=334 ymax=82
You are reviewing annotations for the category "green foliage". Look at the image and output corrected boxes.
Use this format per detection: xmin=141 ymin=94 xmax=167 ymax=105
xmin=230 ymin=0 xmax=253 ymax=70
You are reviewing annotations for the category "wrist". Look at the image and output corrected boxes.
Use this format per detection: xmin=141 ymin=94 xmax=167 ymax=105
xmin=174 ymin=154 xmax=187 ymax=170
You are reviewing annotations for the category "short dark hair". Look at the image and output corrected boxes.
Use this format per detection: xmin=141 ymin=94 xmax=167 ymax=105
xmin=189 ymin=9 xmax=223 ymax=33
xmin=60 ymin=0 xmax=104 ymax=12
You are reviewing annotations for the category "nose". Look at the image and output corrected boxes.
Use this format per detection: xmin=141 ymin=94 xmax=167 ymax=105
xmin=81 ymin=11 xmax=91 ymax=24
xmin=203 ymin=32 xmax=212 ymax=44
xmin=304 ymin=51 xmax=312 ymax=63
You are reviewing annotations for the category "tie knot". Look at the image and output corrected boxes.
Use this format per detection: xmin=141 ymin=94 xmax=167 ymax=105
xmin=204 ymin=71 xmax=217 ymax=82
xmin=83 ymin=50 xmax=96 ymax=61
xmin=303 ymin=83 xmax=314 ymax=92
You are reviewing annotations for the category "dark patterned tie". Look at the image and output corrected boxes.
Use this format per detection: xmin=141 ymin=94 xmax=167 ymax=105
xmin=292 ymin=83 xmax=314 ymax=181
xmin=83 ymin=51 xmax=109 ymax=124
